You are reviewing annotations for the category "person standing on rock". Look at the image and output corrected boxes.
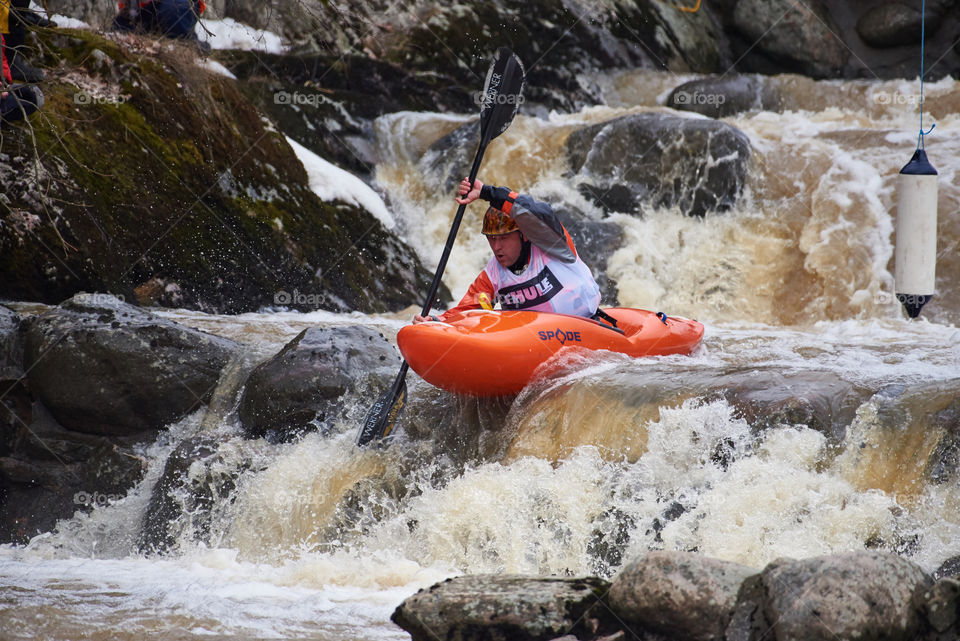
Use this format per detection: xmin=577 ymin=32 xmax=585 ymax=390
xmin=414 ymin=177 xmax=601 ymax=323
xmin=0 ymin=0 xmax=50 ymax=83
xmin=0 ymin=30 xmax=43 ymax=126
xmin=112 ymin=0 xmax=209 ymax=51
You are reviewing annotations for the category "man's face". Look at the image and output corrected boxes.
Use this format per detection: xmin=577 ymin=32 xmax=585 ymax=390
xmin=487 ymin=231 xmax=523 ymax=268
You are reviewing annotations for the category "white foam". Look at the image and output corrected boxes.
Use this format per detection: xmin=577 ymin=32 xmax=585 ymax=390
xmin=286 ymin=136 xmax=396 ymax=230
xmin=0 ymin=548 xmax=412 ymax=639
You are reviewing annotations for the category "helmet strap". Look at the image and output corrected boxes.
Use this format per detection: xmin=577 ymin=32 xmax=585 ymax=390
xmin=508 ymin=238 xmax=531 ymax=274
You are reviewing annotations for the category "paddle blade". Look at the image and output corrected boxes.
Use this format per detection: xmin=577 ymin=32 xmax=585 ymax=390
xmin=479 ymin=47 xmax=525 ymax=145
xmin=357 ymin=377 xmax=407 ymax=447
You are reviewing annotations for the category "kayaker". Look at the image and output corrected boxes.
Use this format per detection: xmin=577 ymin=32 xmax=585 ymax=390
xmin=414 ymin=178 xmax=601 ymax=323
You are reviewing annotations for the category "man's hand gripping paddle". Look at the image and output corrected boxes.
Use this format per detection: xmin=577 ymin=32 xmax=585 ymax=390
xmin=356 ymin=47 xmax=525 ymax=447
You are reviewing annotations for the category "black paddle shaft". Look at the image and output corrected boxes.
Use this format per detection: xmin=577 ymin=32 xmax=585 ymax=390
xmin=419 ymin=149 xmax=488 ymax=317
xmin=356 ymin=147 xmax=485 ymax=448
xmin=357 ymin=49 xmax=524 ymax=447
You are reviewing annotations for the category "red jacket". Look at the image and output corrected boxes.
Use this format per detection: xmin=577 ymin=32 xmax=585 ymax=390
xmin=1 ymin=34 xmax=11 ymax=85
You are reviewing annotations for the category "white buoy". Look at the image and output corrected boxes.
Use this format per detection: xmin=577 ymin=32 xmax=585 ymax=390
xmin=894 ymin=149 xmax=938 ymax=318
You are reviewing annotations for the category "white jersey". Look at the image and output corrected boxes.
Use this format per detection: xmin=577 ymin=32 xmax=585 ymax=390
xmin=484 ymin=242 xmax=600 ymax=317
xmin=440 ymin=187 xmax=602 ymax=321
xmin=485 ymin=189 xmax=600 ymax=317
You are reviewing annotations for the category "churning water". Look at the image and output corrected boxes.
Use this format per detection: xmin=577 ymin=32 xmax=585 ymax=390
xmin=2 ymin=71 xmax=959 ymax=640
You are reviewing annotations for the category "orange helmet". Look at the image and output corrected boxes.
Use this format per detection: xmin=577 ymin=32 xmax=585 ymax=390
xmin=481 ymin=206 xmax=519 ymax=236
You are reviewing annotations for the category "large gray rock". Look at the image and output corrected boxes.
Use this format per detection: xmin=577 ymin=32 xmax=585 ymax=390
xmin=0 ymin=306 xmax=22 ymax=381
xmin=2 ymin=29 xmax=443 ymax=316
xmin=924 ymin=578 xmax=960 ymax=634
xmin=722 ymin=370 xmax=871 ymax=444
xmin=609 ymin=551 xmax=757 ymax=641
xmin=0 ymin=306 xmax=27 ymax=458
xmin=761 ymin=551 xmax=931 ymax=641
xmin=566 ymin=113 xmax=751 ymax=217
xmin=732 ymin=0 xmax=848 ymax=78
xmin=23 ymin=294 xmax=240 ymax=436
xmin=0 ymin=401 xmax=146 ymax=543
xmin=667 ymin=75 xmax=783 ymax=119
xmin=857 ymin=3 xmax=937 ymax=48
xmin=238 ymin=326 xmax=399 ymax=440
xmin=392 ymin=574 xmax=617 ymax=641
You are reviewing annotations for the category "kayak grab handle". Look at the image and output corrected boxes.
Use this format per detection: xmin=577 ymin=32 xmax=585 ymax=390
xmin=656 ymin=312 xmax=668 ymax=325
xmin=592 ymin=309 xmax=625 ymax=335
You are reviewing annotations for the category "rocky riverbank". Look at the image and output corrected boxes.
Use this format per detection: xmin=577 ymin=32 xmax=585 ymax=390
xmin=51 ymin=0 xmax=960 ymax=86
xmin=393 ymin=550 xmax=960 ymax=641
xmin=0 ymin=26 xmax=447 ymax=314
xmin=0 ymin=294 xmax=400 ymax=541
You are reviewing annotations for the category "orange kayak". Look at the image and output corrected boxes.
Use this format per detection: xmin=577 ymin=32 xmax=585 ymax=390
xmin=396 ymin=308 xmax=704 ymax=397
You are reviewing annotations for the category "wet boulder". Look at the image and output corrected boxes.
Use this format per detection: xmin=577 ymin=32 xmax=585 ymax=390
xmin=924 ymin=577 xmax=960 ymax=635
xmin=731 ymin=0 xmax=848 ymax=79
xmin=0 ymin=306 xmax=27 ymax=458
xmin=667 ymin=75 xmax=783 ymax=119
xmin=856 ymin=3 xmax=937 ymax=49
xmin=23 ymin=294 xmax=240 ymax=437
xmin=392 ymin=575 xmax=617 ymax=641
xmin=416 ymin=119 xmax=479 ymax=193
xmin=722 ymin=369 xmax=872 ymax=444
xmin=760 ymin=551 xmax=931 ymax=641
xmin=0 ymin=401 xmax=147 ymax=543
xmin=1 ymin=29 xmax=442 ymax=315
xmin=138 ymin=436 xmax=243 ymax=554
xmin=609 ymin=551 xmax=757 ymax=641
xmin=238 ymin=326 xmax=399 ymax=440
xmin=223 ymin=50 xmax=474 ymax=182
xmin=566 ymin=112 xmax=751 ymax=217
xmin=0 ymin=306 xmax=22 ymax=381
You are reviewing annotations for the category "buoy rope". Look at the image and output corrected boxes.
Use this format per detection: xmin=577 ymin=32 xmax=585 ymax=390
xmin=917 ymin=0 xmax=935 ymax=150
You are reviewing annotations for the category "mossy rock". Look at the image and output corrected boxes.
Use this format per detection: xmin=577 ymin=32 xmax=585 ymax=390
xmin=219 ymin=50 xmax=474 ymax=179
xmin=0 ymin=28 xmax=447 ymax=313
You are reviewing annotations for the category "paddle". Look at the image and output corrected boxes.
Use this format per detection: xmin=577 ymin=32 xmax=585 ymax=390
xmin=356 ymin=47 xmax=525 ymax=447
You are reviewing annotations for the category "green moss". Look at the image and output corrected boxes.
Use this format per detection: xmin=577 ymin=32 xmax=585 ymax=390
xmin=1 ymin=28 xmax=442 ymax=313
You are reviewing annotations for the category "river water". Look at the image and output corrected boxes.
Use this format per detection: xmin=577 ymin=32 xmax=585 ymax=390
xmin=2 ymin=71 xmax=960 ymax=640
